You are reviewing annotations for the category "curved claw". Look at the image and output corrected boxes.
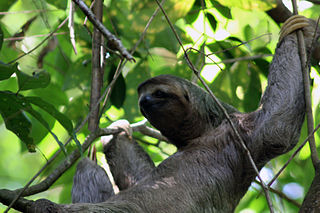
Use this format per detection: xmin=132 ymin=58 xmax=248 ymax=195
xmin=279 ymin=15 xmax=309 ymax=42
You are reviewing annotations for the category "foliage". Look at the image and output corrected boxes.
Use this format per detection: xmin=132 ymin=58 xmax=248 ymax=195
xmin=0 ymin=0 xmax=319 ymax=212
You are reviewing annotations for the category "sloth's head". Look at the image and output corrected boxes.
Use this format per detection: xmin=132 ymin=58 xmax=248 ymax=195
xmin=138 ymin=75 xmax=211 ymax=147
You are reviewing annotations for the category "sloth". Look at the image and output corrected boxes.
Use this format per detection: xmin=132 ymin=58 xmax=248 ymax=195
xmin=92 ymin=15 xmax=317 ymax=212
xmin=28 ymin=15 xmax=318 ymax=213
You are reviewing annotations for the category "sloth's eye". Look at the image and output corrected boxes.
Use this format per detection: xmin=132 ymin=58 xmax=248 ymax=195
xmin=153 ymin=90 xmax=166 ymax=98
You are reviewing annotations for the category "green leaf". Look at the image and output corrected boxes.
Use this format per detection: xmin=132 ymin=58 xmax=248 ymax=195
xmin=228 ymin=36 xmax=243 ymax=43
xmin=244 ymin=24 xmax=254 ymax=42
xmin=16 ymin=70 xmax=50 ymax=91
xmin=23 ymin=102 xmax=67 ymax=156
xmin=243 ymin=67 xmax=261 ymax=112
xmin=63 ymin=56 xmax=91 ymax=91
xmin=253 ymin=59 xmax=269 ymax=77
xmin=25 ymin=96 xmax=73 ymax=135
xmin=185 ymin=0 xmax=202 ymax=24
xmin=210 ymin=0 xmax=232 ymax=19
xmin=0 ymin=91 xmax=34 ymax=152
xmin=0 ymin=63 xmax=17 ymax=81
xmin=32 ymin=83 xmax=68 ymax=107
xmin=108 ymin=69 xmax=126 ymax=109
xmin=206 ymin=13 xmax=217 ymax=31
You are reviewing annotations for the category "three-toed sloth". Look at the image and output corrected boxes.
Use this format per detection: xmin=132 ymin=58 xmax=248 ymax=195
xmin=70 ymin=15 xmax=319 ymax=213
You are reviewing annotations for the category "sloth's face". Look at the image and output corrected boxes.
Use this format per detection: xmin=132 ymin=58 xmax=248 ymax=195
xmin=137 ymin=75 xmax=191 ymax=138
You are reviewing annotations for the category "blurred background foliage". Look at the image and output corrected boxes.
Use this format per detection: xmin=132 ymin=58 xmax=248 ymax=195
xmin=0 ymin=0 xmax=319 ymax=212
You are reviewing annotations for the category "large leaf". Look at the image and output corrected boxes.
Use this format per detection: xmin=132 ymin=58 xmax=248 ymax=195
xmin=0 ymin=91 xmax=34 ymax=152
xmin=23 ymin=101 xmax=67 ymax=155
xmin=16 ymin=70 xmax=50 ymax=91
xmin=26 ymin=96 xmax=81 ymax=154
xmin=25 ymin=96 xmax=73 ymax=135
xmin=0 ymin=63 xmax=17 ymax=81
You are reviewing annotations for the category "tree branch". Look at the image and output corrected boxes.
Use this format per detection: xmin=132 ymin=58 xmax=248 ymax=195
xmin=254 ymin=180 xmax=301 ymax=208
xmin=72 ymin=0 xmax=134 ymax=61
xmin=88 ymin=0 xmax=104 ymax=132
xmin=291 ymin=0 xmax=320 ymax=167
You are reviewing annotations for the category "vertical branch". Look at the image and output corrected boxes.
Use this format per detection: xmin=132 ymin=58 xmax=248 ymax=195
xmin=291 ymin=0 xmax=320 ymax=167
xmin=88 ymin=0 xmax=104 ymax=132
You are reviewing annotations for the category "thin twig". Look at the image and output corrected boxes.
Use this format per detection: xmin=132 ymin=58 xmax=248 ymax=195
xmin=255 ymin=122 xmax=320 ymax=199
xmin=291 ymin=0 xmax=320 ymax=167
xmin=214 ymin=54 xmax=273 ymax=64
xmin=267 ymin=123 xmax=320 ymax=188
xmin=153 ymin=0 xmax=274 ymax=211
xmin=72 ymin=0 xmax=134 ymax=61
xmin=0 ymin=9 xmax=57 ymax=15
xmin=254 ymin=180 xmax=301 ymax=208
xmin=207 ymin=33 xmax=272 ymax=56
xmin=3 ymin=32 xmax=67 ymax=41
xmin=7 ymin=17 xmax=69 ymax=64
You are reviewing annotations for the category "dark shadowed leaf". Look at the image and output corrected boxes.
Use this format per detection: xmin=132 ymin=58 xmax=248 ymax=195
xmin=0 ymin=63 xmax=17 ymax=81
xmin=0 ymin=91 xmax=34 ymax=152
xmin=243 ymin=67 xmax=261 ymax=112
xmin=206 ymin=13 xmax=217 ymax=31
xmin=253 ymin=59 xmax=269 ymax=77
xmin=108 ymin=69 xmax=126 ymax=109
xmin=210 ymin=0 xmax=232 ymax=19
xmin=228 ymin=36 xmax=243 ymax=43
xmin=16 ymin=70 xmax=50 ymax=91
